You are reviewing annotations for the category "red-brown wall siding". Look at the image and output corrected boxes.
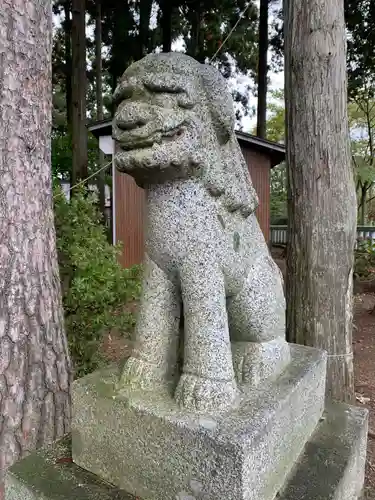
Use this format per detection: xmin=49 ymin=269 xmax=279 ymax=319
xmin=242 ymin=148 xmax=271 ymax=242
xmin=114 ymin=171 xmax=145 ymax=268
xmin=115 ymin=145 xmax=271 ymax=268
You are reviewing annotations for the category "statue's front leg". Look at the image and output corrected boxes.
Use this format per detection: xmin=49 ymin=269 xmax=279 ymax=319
xmin=175 ymin=262 xmax=237 ymax=412
xmin=118 ymin=254 xmax=180 ymax=393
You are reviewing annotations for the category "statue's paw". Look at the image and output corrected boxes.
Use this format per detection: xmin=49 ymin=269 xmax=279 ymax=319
xmin=174 ymin=373 xmax=238 ymax=412
xmin=117 ymin=356 xmax=166 ymax=391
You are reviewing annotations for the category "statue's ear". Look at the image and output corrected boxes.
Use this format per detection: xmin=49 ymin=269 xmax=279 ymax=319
xmin=200 ymin=64 xmax=235 ymax=145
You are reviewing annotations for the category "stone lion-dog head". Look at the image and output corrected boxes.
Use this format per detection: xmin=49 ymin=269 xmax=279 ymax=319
xmin=112 ymin=52 xmax=258 ymax=217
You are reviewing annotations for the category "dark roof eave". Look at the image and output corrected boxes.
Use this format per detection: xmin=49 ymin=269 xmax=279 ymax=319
xmin=235 ymin=131 xmax=285 ymax=168
xmin=88 ymin=120 xmax=285 ymax=168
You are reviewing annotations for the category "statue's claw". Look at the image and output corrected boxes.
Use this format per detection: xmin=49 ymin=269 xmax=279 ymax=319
xmin=174 ymin=373 xmax=238 ymax=412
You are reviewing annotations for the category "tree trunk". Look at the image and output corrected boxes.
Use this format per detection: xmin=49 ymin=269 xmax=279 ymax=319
xmin=188 ymin=3 xmax=202 ymax=60
xmin=256 ymin=0 xmax=268 ymax=138
xmin=95 ymin=0 xmax=105 ymax=217
xmin=161 ymin=0 xmax=173 ymax=52
xmin=0 ymin=0 xmax=72 ymax=472
xmin=284 ymin=0 xmax=357 ymax=403
xmin=139 ymin=0 xmax=153 ymax=57
xmin=71 ymin=0 xmax=87 ymax=185
xmin=63 ymin=0 xmax=72 ymax=129
xmin=109 ymin=0 xmax=130 ymax=97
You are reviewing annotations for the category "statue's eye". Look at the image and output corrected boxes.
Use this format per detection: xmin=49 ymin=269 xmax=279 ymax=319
xmin=143 ymin=81 xmax=195 ymax=109
xmin=144 ymin=82 xmax=185 ymax=95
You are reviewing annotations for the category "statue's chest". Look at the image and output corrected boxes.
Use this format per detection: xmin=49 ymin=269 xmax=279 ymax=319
xmin=144 ymin=180 xmax=252 ymax=277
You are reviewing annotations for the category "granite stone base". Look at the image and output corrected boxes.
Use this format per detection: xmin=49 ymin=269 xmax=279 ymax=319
xmin=4 ymin=437 xmax=134 ymax=500
xmin=72 ymin=345 xmax=327 ymax=500
xmin=278 ymin=402 xmax=369 ymax=500
xmin=5 ymin=401 xmax=367 ymax=500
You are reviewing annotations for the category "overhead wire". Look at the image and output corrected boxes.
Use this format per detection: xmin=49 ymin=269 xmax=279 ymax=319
xmin=209 ymin=1 xmax=253 ymax=63
xmin=53 ymin=160 xmax=112 ymax=199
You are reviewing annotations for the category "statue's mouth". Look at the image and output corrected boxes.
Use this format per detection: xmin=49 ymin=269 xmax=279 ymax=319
xmin=114 ymin=124 xmax=185 ymax=152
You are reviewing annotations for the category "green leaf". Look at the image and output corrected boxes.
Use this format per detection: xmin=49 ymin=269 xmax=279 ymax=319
xmin=54 ymin=185 xmax=142 ymax=378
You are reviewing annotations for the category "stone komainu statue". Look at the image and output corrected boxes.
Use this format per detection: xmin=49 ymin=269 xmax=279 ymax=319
xmin=112 ymin=52 xmax=289 ymax=412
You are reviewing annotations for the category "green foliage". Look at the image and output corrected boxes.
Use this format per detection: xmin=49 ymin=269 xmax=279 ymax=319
xmin=54 ymin=185 xmax=142 ymax=377
xmin=269 ymin=1 xmax=375 ymax=97
xmin=354 ymin=238 xmax=375 ymax=280
xmin=54 ymin=0 xmax=262 ymax=117
xmin=262 ymin=89 xmax=285 ymax=144
xmin=178 ymin=0 xmax=260 ymax=121
xmin=52 ymin=133 xmax=74 ymax=181
xmin=345 ymin=0 xmax=375 ymax=96
xmin=348 ymin=90 xmax=375 ymax=222
xmin=270 ymin=163 xmax=287 ymax=224
xmin=252 ymin=88 xmax=375 ymax=224
xmin=51 ymin=129 xmax=102 ymax=181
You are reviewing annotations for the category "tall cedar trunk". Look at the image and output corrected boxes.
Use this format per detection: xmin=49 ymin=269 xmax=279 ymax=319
xmin=63 ymin=1 xmax=72 ymax=130
xmin=284 ymin=0 xmax=357 ymax=403
xmin=95 ymin=0 xmax=105 ymax=217
xmin=71 ymin=0 xmax=87 ymax=185
xmin=139 ymin=0 xmax=153 ymax=58
xmin=109 ymin=0 xmax=129 ymax=97
xmin=161 ymin=0 xmax=173 ymax=52
xmin=188 ymin=3 xmax=202 ymax=60
xmin=0 ymin=0 xmax=72 ymax=472
xmin=256 ymin=0 xmax=268 ymax=138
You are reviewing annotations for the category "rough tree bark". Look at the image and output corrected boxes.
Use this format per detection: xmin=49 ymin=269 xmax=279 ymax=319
xmin=0 ymin=0 xmax=72 ymax=473
xmin=256 ymin=0 xmax=268 ymax=138
xmin=284 ymin=0 xmax=357 ymax=402
xmin=71 ymin=0 xmax=87 ymax=184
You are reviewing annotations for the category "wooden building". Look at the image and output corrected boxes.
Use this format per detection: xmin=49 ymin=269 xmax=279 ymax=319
xmin=89 ymin=120 xmax=285 ymax=269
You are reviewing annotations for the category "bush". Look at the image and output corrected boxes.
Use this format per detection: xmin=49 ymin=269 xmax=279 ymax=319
xmin=53 ymin=185 xmax=142 ymax=378
xmin=354 ymin=238 xmax=375 ymax=280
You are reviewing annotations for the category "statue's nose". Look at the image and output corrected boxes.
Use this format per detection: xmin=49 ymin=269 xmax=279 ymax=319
xmin=114 ymin=101 xmax=152 ymax=132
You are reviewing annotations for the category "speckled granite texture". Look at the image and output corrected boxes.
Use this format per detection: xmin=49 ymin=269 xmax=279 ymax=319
xmin=112 ymin=51 xmax=289 ymax=412
xmin=278 ymin=402 xmax=368 ymax=500
xmin=72 ymin=345 xmax=326 ymax=500
xmin=5 ymin=437 xmax=134 ymax=500
xmin=7 ymin=399 xmax=366 ymax=500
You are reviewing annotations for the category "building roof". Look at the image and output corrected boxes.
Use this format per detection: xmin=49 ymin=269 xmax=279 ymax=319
xmin=88 ymin=119 xmax=285 ymax=168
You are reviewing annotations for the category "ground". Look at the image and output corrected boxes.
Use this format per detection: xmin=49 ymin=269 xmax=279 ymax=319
xmin=354 ymin=293 xmax=375 ymax=499
xmin=102 ymin=248 xmax=375 ymax=498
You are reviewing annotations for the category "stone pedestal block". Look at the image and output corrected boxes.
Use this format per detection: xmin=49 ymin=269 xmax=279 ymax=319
xmin=279 ymin=402 xmax=368 ymax=500
xmin=5 ymin=438 xmax=134 ymax=500
xmin=72 ymin=345 xmax=326 ymax=500
xmin=5 ymin=402 xmax=367 ymax=500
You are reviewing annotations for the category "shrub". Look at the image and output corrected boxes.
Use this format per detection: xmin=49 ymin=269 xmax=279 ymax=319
xmin=53 ymin=185 xmax=142 ymax=378
xmin=354 ymin=237 xmax=375 ymax=280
